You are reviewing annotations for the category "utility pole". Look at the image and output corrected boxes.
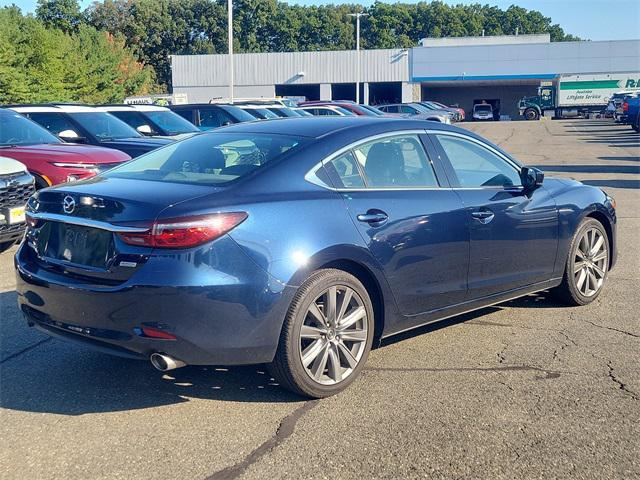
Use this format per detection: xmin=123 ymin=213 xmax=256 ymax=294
xmin=348 ymin=12 xmax=368 ymax=104
xmin=228 ymin=0 xmax=234 ymax=103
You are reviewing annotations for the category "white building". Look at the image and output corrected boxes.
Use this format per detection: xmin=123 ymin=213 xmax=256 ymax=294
xmin=171 ymin=36 xmax=640 ymax=117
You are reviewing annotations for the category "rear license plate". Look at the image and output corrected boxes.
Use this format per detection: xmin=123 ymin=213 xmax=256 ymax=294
xmin=8 ymin=206 xmax=26 ymax=224
xmin=44 ymin=223 xmax=113 ymax=268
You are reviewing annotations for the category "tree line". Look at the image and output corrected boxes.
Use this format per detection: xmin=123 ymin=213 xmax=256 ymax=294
xmin=2 ymin=0 xmax=579 ymax=103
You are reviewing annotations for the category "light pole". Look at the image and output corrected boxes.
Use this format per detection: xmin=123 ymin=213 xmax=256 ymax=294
xmin=228 ymin=0 xmax=234 ymax=103
xmin=348 ymin=12 xmax=368 ymax=104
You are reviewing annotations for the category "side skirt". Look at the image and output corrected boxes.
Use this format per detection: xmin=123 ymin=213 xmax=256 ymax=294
xmin=381 ymin=278 xmax=563 ymax=340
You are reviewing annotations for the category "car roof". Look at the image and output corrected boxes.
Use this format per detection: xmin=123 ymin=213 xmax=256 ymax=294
xmin=98 ymin=105 xmax=169 ymax=112
xmin=212 ymin=116 xmax=459 ymax=139
xmin=9 ymin=104 xmax=99 ymax=113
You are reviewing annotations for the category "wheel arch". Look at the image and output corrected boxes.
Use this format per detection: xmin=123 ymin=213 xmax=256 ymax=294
xmin=319 ymin=259 xmax=386 ymax=346
xmin=585 ymin=210 xmax=614 ymax=270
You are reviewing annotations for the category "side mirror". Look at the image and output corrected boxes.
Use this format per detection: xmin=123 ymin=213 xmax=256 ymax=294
xmin=58 ymin=129 xmax=86 ymax=143
xmin=521 ymin=166 xmax=544 ymax=191
xmin=136 ymin=124 xmax=153 ymax=135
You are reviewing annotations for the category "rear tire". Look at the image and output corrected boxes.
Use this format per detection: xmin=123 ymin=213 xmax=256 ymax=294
xmin=552 ymin=218 xmax=609 ymax=306
xmin=524 ymin=108 xmax=539 ymax=121
xmin=269 ymin=269 xmax=374 ymax=398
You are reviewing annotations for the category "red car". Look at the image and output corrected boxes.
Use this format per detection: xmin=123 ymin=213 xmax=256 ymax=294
xmin=299 ymin=100 xmax=387 ymax=116
xmin=0 ymin=108 xmax=130 ymax=189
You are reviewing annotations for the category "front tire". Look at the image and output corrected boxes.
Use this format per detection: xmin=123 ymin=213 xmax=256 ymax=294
xmin=553 ymin=218 xmax=609 ymax=306
xmin=524 ymin=108 xmax=540 ymax=120
xmin=269 ymin=269 xmax=374 ymax=398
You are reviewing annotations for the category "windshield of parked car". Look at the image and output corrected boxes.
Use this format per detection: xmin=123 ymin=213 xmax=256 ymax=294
xmin=102 ymin=133 xmax=306 ymax=185
xmin=474 ymin=105 xmax=492 ymax=112
xmin=410 ymin=104 xmax=433 ymax=114
xmin=0 ymin=111 xmax=62 ymax=146
xmin=360 ymin=105 xmax=385 ymax=116
xmin=143 ymin=110 xmax=199 ymax=134
xmin=70 ymin=112 xmax=141 ymax=140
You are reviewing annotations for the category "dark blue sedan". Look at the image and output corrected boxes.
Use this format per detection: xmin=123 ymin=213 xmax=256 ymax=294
xmin=15 ymin=117 xmax=617 ymax=398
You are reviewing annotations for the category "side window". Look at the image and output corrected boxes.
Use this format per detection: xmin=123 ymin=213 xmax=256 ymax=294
xmin=198 ymin=109 xmax=225 ymax=128
xmin=400 ymin=105 xmax=416 ymax=114
xmin=354 ymin=135 xmax=438 ymax=188
xmin=435 ymin=134 xmax=522 ymax=188
xmin=27 ymin=113 xmax=77 ymax=136
xmin=174 ymin=109 xmax=194 ymax=123
xmin=323 ymin=151 xmax=365 ymax=188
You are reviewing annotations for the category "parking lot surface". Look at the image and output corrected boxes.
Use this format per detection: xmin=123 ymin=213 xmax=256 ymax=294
xmin=1 ymin=119 xmax=639 ymax=480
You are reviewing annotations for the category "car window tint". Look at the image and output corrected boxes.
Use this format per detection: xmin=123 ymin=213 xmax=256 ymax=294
xmin=435 ymin=134 xmax=521 ymax=188
xmin=27 ymin=112 xmax=77 ymax=136
xmin=199 ymin=109 xmax=230 ymax=128
xmin=324 ymin=151 xmax=365 ymax=188
xmin=399 ymin=106 xmax=415 ymax=114
xmin=111 ymin=111 xmax=153 ymax=132
xmin=354 ymin=135 xmax=438 ymax=188
xmin=104 ymin=133 xmax=304 ymax=185
xmin=174 ymin=109 xmax=194 ymax=123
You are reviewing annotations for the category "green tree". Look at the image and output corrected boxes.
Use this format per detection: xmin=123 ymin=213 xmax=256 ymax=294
xmin=36 ymin=0 xmax=82 ymax=33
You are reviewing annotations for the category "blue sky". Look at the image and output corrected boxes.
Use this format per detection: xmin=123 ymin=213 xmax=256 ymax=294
xmin=3 ymin=0 xmax=639 ymax=41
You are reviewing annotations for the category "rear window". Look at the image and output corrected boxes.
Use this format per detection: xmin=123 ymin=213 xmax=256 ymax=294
xmin=102 ymin=133 xmax=306 ymax=185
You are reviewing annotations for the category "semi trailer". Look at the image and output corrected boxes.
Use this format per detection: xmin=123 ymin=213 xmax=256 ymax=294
xmin=518 ymin=72 xmax=640 ymax=120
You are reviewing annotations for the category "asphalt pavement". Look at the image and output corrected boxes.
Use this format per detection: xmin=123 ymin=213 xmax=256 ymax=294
xmin=0 ymin=118 xmax=638 ymax=480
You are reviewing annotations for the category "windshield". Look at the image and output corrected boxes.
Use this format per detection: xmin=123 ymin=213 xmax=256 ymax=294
xmin=360 ymin=105 xmax=385 ymax=116
xmin=103 ymin=132 xmax=306 ymax=185
xmin=71 ymin=112 xmax=141 ymax=140
xmin=143 ymin=110 xmax=199 ymax=134
xmin=334 ymin=106 xmax=355 ymax=116
xmin=411 ymin=104 xmax=433 ymax=114
xmin=475 ymin=105 xmax=492 ymax=112
xmin=0 ymin=111 xmax=62 ymax=146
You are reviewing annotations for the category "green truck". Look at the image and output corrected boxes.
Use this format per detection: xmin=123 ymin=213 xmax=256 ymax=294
xmin=518 ymin=72 xmax=640 ymax=120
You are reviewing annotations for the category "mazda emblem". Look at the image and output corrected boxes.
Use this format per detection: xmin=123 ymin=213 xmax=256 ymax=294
xmin=62 ymin=195 xmax=76 ymax=214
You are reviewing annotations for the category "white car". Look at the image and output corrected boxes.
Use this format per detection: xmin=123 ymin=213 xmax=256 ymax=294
xmin=472 ymin=104 xmax=494 ymax=121
xmin=0 ymin=157 xmax=34 ymax=253
xmin=299 ymin=106 xmax=356 ymax=116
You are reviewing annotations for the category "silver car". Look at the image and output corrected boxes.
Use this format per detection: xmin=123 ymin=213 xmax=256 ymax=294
xmin=377 ymin=103 xmax=452 ymax=124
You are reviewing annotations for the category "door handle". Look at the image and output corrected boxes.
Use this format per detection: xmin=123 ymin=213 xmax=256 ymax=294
xmin=357 ymin=210 xmax=388 ymax=225
xmin=471 ymin=210 xmax=495 ymax=224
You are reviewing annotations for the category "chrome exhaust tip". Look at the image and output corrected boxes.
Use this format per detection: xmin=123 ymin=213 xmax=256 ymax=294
xmin=150 ymin=353 xmax=186 ymax=372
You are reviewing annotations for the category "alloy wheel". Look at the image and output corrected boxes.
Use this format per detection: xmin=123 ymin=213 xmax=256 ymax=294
xmin=574 ymin=227 xmax=608 ymax=297
xmin=299 ymin=285 xmax=368 ymax=386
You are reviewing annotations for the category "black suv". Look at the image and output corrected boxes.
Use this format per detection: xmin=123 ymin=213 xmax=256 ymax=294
xmin=168 ymin=104 xmax=256 ymax=130
xmin=9 ymin=105 xmax=172 ymax=158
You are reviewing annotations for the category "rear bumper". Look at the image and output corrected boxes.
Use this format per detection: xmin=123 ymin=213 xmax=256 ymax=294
xmin=15 ymin=236 xmax=295 ymax=365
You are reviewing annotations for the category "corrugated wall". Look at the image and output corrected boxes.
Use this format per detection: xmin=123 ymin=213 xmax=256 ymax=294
xmin=172 ymin=49 xmax=409 ymax=88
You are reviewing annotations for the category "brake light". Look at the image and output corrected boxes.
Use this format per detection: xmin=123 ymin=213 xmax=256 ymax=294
xmin=118 ymin=212 xmax=248 ymax=249
xmin=623 ymin=102 xmax=629 ymax=112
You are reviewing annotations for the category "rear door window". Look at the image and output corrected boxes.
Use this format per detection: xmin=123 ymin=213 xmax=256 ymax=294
xmin=354 ymin=134 xmax=438 ymax=188
xmin=198 ymin=109 xmax=233 ymax=129
xmin=324 ymin=152 xmax=365 ymax=188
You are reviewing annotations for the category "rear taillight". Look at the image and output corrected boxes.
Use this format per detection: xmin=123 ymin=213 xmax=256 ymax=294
xmin=118 ymin=212 xmax=247 ymax=249
xmin=623 ymin=102 xmax=629 ymax=112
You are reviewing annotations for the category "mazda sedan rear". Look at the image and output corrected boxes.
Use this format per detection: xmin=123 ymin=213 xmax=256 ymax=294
xmin=16 ymin=117 xmax=616 ymax=398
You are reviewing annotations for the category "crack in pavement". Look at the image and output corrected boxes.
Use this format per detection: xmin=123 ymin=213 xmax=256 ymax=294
xmin=364 ymin=364 xmax=564 ymax=379
xmin=205 ymin=400 xmax=319 ymax=480
xmin=607 ymin=362 xmax=639 ymax=401
xmin=583 ymin=319 xmax=639 ymax=338
xmin=0 ymin=338 xmax=52 ymax=364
